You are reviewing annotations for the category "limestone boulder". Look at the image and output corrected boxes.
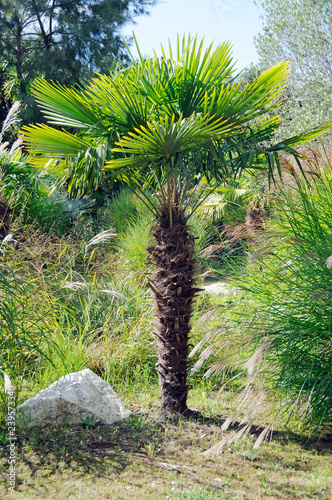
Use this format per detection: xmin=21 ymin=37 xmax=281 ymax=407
xmin=17 ymin=368 xmax=130 ymax=427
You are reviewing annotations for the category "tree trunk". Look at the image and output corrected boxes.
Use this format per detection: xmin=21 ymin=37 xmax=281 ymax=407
xmin=147 ymin=203 xmax=200 ymax=413
xmin=15 ymin=24 xmax=24 ymax=84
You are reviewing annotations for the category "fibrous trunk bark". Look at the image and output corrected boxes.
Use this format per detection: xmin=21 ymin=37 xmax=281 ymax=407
xmin=147 ymin=204 xmax=200 ymax=413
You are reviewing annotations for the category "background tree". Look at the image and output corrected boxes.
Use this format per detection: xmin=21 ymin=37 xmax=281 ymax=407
xmin=254 ymin=0 xmax=332 ymax=137
xmin=0 ymin=0 xmax=156 ymax=123
xmin=255 ymin=0 xmax=332 ymax=84
xmin=21 ymin=36 xmax=332 ymax=414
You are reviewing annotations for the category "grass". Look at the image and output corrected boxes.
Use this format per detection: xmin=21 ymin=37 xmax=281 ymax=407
xmin=0 ymin=397 xmax=331 ymax=499
xmin=1 ymin=182 xmax=332 ymax=499
xmin=222 ymin=155 xmax=332 ymax=434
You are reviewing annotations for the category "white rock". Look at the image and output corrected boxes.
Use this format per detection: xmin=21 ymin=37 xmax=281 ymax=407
xmin=17 ymin=368 xmax=130 ymax=427
xmin=325 ymin=255 xmax=332 ymax=269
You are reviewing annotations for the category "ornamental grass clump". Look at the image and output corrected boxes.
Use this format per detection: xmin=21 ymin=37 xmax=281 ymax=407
xmin=227 ymin=148 xmax=332 ymax=435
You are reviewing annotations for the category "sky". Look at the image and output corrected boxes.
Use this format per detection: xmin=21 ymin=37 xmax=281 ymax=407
xmin=122 ymin=0 xmax=263 ymax=70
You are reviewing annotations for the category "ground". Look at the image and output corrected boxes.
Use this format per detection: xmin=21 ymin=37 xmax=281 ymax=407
xmin=1 ymin=392 xmax=331 ymax=500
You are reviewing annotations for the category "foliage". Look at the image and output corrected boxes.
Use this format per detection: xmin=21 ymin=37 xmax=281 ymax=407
xmin=0 ymin=263 xmax=61 ymax=426
xmin=0 ymin=149 xmax=72 ymax=237
xmin=255 ymin=0 xmax=332 ymax=85
xmin=102 ymin=188 xmax=140 ymax=235
xmin=0 ymin=204 xmax=157 ymax=395
xmin=0 ymin=0 xmax=156 ymax=86
xmin=254 ymin=0 xmax=332 ymax=137
xmin=0 ymin=62 xmax=23 ymax=124
xmin=222 ymin=148 xmax=332 ymax=434
xmin=0 ymin=102 xmax=107 ymax=236
xmin=0 ymin=148 xmax=74 ymax=235
xmin=21 ymin=35 xmax=332 ymax=203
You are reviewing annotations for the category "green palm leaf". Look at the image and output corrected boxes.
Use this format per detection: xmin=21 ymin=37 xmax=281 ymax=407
xmin=21 ymin=124 xmax=93 ymax=155
xmin=31 ymin=79 xmax=102 ymax=130
xmin=205 ymin=62 xmax=289 ymax=124
xmin=270 ymin=122 xmax=332 ymax=149
xmin=21 ymin=124 xmax=108 ymax=196
xmin=107 ymin=113 xmax=241 ymax=170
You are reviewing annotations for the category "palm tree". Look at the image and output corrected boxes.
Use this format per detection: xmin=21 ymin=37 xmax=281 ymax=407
xmin=21 ymin=35 xmax=331 ymax=414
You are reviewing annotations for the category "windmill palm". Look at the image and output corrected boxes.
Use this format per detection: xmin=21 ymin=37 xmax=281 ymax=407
xmin=21 ymin=35 xmax=331 ymax=413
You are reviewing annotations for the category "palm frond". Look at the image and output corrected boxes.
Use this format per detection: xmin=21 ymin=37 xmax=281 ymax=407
xmin=206 ymin=62 xmax=289 ymax=125
xmin=31 ymin=79 xmax=102 ymax=130
xmin=21 ymin=124 xmax=109 ymax=196
xmin=107 ymin=113 xmax=241 ymax=171
xmin=21 ymin=124 xmax=93 ymax=156
xmin=269 ymin=122 xmax=332 ymax=150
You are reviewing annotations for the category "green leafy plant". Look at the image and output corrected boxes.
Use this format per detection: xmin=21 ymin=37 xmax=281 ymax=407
xmin=0 ymin=102 xmax=80 ymax=236
xmin=246 ymin=156 xmax=332 ymax=433
xmin=80 ymin=415 xmax=98 ymax=427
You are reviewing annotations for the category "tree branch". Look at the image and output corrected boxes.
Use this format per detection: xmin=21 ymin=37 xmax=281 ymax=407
xmin=31 ymin=0 xmax=52 ymax=50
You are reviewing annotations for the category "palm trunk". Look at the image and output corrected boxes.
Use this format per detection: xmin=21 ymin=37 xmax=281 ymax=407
xmin=147 ymin=203 xmax=200 ymax=413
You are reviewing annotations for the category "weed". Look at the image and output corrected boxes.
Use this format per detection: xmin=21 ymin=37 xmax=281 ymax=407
xmin=80 ymin=416 xmax=99 ymax=428
xmin=162 ymin=486 xmax=241 ymax=499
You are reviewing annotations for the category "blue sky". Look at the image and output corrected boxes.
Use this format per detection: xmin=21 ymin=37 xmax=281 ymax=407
xmin=122 ymin=0 xmax=262 ymax=70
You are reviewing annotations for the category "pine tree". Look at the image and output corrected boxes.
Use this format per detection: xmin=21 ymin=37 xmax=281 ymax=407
xmin=0 ymin=0 xmax=156 ymax=85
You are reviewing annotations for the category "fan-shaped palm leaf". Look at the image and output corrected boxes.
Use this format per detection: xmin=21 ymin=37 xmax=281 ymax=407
xmin=108 ymin=113 xmax=241 ymax=170
xmin=21 ymin=124 xmax=109 ymax=196
xmin=32 ymin=79 xmax=102 ymax=130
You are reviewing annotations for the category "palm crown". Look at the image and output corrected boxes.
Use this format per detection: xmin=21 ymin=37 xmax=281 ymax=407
xmin=22 ymin=35 xmax=330 ymax=205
